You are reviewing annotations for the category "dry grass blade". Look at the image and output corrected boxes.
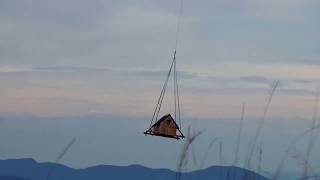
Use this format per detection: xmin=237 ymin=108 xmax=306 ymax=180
xmin=303 ymin=90 xmax=319 ymax=178
xmin=219 ymin=141 xmax=223 ymax=166
xmin=233 ymin=102 xmax=246 ymax=166
xmin=200 ymin=138 xmax=218 ymax=168
xmin=190 ymin=143 xmax=199 ymax=167
xmin=272 ymin=123 xmax=320 ymax=180
xmin=257 ymin=145 xmax=263 ymax=176
xmin=176 ymin=126 xmax=204 ymax=180
xmin=246 ymin=80 xmax=280 ymax=169
xmin=45 ymin=137 xmax=77 ymax=180
xmin=291 ymin=150 xmax=316 ymax=175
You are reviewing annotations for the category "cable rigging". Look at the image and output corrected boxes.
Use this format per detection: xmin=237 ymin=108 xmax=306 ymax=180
xmin=144 ymin=0 xmax=185 ymax=140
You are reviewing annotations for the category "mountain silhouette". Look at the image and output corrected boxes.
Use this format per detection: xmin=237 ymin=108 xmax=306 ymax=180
xmin=0 ymin=158 xmax=269 ymax=180
xmin=0 ymin=177 xmax=31 ymax=180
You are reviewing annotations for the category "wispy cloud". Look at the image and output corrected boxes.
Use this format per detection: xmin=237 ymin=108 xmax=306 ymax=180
xmin=240 ymin=75 xmax=271 ymax=84
xmin=0 ymin=65 xmax=318 ymax=88
xmin=33 ymin=66 xmax=199 ymax=79
xmin=0 ymin=66 xmax=29 ymax=73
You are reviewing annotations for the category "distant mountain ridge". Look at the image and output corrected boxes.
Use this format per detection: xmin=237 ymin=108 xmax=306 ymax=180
xmin=0 ymin=177 xmax=31 ymax=180
xmin=0 ymin=158 xmax=269 ymax=180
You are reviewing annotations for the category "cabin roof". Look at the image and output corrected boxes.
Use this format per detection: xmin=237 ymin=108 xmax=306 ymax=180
xmin=151 ymin=114 xmax=180 ymax=129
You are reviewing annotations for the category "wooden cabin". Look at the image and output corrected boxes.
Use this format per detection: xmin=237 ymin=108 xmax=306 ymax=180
xmin=144 ymin=114 xmax=184 ymax=139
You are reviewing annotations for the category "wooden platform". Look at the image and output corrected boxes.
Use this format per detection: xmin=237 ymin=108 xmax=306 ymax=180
xmin=144 ymin=131 xmax=185 ymax=140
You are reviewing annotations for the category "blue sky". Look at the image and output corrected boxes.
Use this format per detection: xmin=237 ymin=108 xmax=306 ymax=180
xmin=1 ymin=0 xmax=320 ymax=176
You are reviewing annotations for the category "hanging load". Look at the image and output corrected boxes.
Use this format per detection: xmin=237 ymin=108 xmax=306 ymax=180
xmin=144 ymin=51 xmax=185 ymax=140
xmin=144 ymin=114 xmax=184 ymax=139
xmin=144 ymin=0 xmax=185 ymax=140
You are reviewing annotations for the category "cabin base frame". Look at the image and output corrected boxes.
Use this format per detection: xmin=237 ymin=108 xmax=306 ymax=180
xmin=144 ymin=129 xmax=185 ymax=140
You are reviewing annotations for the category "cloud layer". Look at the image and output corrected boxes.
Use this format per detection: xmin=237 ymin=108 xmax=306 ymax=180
xmin=0 ymin=0 xmax=319 ymax=67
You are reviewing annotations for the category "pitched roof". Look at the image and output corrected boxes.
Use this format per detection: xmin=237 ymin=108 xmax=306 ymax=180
xmin=151 ymin=114 xmax=180 ymax=129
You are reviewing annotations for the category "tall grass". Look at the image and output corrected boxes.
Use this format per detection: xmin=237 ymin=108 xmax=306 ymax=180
xmin=174 ymin=83 xmax=320 ymax=180
xmin=176 ymin=126 xmax=204 ymax=180
xmin=246 ymin=80 xmax=280 ymax=169
xmin=257 ymin=144 xmax=263 ymax=176
xmin=233 ymin=102 xmax=246 ymax=166
xmin=272 ymin=125 xmax=320 ymax=179
xmin=272 ymin=91 xmax=320 ymax=180
xmin=200 ymin=138 xmax=218 ymax=168
xmin=302 ymin=91 xmax=319 ymax=178
xmin=219 ymin=141 xmax=224 ymax=166
xmin=45 ymin=137 xmax=76 ymax=180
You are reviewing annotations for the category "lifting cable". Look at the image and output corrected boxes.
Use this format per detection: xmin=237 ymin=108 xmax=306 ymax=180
xmin=149 ymin=0 xmax=184 ymax=129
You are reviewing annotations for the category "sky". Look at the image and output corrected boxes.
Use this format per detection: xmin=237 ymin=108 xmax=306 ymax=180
xmin=1 ymin=0 xmax=320 ymax=177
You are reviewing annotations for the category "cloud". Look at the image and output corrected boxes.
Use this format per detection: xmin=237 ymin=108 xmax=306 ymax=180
xmin=0 ymin=0 xmax=319 ymax=69
xmin=240 ymin=75 xmax=271 ymax=84
xmin=183 ymin=85 xmax=317 ymax=97
xmin=0 ymin=66 xmax=27 ymax=73
xmin=32 ymin=66 xmax=198 ymax=79
xmin=1 ymin=65 xmax=318 ymax=88
xmin=0 ymin=65 xmax=319 ymax=119
xmin=238 ymin=75 xmax=312 ymax=87
xmin=0 ymin=65 xmax=198 ymax=81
